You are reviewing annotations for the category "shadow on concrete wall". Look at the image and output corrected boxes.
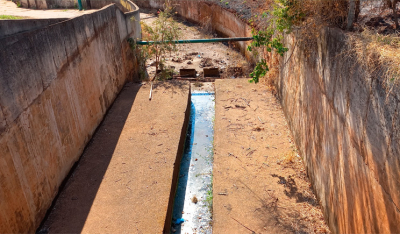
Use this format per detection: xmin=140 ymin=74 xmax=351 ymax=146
xmin=37 ymin=83 xmax=141 ymax=233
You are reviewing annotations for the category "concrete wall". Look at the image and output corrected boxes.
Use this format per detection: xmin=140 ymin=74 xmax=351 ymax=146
xmin=19 ymin=0 xmax=82 ymax=9
xmin=134 ymin=0 xmax=254 ymax=61
xmin=19 ymin=0 xmax=139 ymax=13
xmin=0 ymin=18 xmax=68 ymax=38
xmin=91 ymin=0 xmax=141 ymax=39
xmin=278 ymin=27 xmax=400 ymax=233
xmin=91 ymin=0 xmax=137 ymax=12
xmin=0 ymin=4 xmax=141 ymax=233
xmin=18 ymin=0 xmax=90 ymax=9
xmin=12 ymin=0 xmax=141 ymax=39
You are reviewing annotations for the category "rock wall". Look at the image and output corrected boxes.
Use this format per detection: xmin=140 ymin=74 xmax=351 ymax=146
xmin=278 ymin=27 xmax=400 ymax=233
xmin=134 ymin=0 xmax=254 ymax=61
xmin=0 ymin=4 xmax=140 ymax=233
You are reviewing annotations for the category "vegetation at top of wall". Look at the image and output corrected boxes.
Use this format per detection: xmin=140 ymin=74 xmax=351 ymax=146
xmin=14 ymin=0 xmax=21 ymax=7
xmin=205 ymin=174 xmax=213 ymax=215
xmin=248 ymin=0 xmax=400 ymax=86
xmin=247 ymin=0 xmax=299 ymax=83
xmin=248 ymin=0 xmax=355 ymax=84
xmin=0 ymin=15 xmax=25 ymax=19
xmin=347 ymin=28 xmax=400 ymax=87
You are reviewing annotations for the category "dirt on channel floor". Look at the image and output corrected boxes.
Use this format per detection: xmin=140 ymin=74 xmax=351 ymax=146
xmin=40 ymin=81 xmax=190 ymax=234
xmin=213 ymin=79 xmax=330 ymax=234
xmin=140 ymin=9 xmax=252 ymax=80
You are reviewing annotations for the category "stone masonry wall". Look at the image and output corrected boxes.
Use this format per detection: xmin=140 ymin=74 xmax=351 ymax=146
xmin=0 ymin=4 xmax=140 ymax=232
xmin=278 ymin=27 xmax=400 ymax=233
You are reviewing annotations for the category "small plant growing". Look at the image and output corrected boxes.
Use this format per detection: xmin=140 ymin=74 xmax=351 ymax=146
xmin=194 ymin=81 xmax=204 ymax=87
xmin=248 ymin=0 xmax=355 ymax=84
xmin=158 ymin=65 xmax=175 ymax=80
xmin=205 ymin=173 xmax=213 ymax=214
xmin=0 ymin=15 xmax=24 ymax=19
xmin=205 ymin=188 xmax=213 ymax=211
xmin=140 ymin=1 xmax=181 ymax=80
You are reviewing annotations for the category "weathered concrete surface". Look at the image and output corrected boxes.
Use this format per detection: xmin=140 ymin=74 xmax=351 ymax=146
xmin=42 ymin=81 xmax=190 ymax=234
xmin=2 ymin=0 xmax=141 ymax=40
xmin=0 ymin=4 xmax=140 ymax=233
xmin=135 ymin=0 xmax=253 ymax=61
xmin=16 ymin=0 xmax=90 ymax=10
xmin=213 ymin=79 xmax=329 ymax=233
xmin=0 ymin=0 xmax=96 ymax=18
xmin=19 ymin=0 xmax=140 ymax=10
xmin=0 ymin=18 xmax=67 ymax=38
xmin=89 ymin=0 xmax=141 ymax=39
xmin=279 ymin=27 xmax=400 ymax=233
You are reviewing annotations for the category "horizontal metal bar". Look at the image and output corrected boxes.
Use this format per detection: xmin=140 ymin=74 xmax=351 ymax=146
xmin=136 ymin=37 xmax=253 ymax=45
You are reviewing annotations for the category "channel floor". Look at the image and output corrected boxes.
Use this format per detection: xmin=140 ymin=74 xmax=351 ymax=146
xmin=41 ymin=81 xmax=190 ymax=234
xmin=213 ymin=79 xmax=330 ymax=233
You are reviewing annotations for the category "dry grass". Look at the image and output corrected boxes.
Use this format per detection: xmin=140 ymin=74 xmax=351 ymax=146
xmin=282 ymin=150 xmax=296 ymax=164
xmin=259 ymin=51 xmax=280 ymax=94
xmin=282 ymin=1 xmax=400 ymax=87
xmin=347 ymin=27 xmax=400 ymax=85
xmin=262 ymin=0 xmax=349 ymax=30
xmin=257 ymin=0 xmax=351 ymax=86
xmin=259 ymin=1 xmax=399 ymax=90
xmin=291 ymin=0 xmax=349 ymax=51
xmin=301 ymin=0 xmax=349 ymax=26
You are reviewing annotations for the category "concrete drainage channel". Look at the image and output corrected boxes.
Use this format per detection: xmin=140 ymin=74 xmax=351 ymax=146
xmin=138 ymin=2 xmax=252 ymax=232
xmin=171 ymin=92 xmax=215 ymax=233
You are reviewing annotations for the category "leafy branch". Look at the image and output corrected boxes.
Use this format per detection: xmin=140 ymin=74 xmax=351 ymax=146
xmin=247 ymin=0 xmax=304 ymax=83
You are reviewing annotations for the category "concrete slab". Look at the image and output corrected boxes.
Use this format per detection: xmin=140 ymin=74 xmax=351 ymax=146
xmin=213 ymin=79 xmax=329 ymax=233
xmin=42 ymin=81 xmax=190 ymax=234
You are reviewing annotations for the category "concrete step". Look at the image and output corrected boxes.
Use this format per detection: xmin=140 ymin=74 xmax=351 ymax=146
xmin=42 ymin=81 xmax=190 ymax=234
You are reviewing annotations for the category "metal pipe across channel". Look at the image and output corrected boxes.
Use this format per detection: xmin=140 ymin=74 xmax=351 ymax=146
xmin=136 ymin=37 xmax=253 ymax=45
